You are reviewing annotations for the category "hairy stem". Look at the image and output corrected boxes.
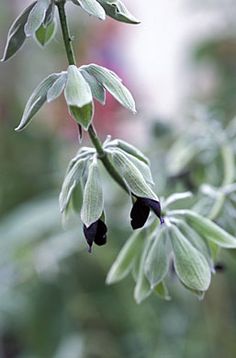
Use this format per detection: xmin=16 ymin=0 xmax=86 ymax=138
xmin=56 ymin=0 xmax=129 ymax=194
xmin=57 ymin=0 xmax=76 ymax=65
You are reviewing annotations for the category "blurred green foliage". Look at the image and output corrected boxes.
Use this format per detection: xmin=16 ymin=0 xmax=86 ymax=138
xmin=1 ymin=1 xmax=236 ymax=358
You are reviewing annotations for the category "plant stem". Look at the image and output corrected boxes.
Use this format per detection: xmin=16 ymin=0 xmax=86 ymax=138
xmin=88 ymin=126 xmax=129 ymax=193
xmin=57 ymin=0 xmax=76 ymax=66
xmin=56 ymin=0 xmax=129 ymax=194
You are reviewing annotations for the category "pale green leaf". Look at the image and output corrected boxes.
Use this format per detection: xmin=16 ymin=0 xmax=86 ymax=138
xmin=144 ymin=227 xmax=169 ymax=289
xmin=71 ymin=181 xmax=84 ymax=213
xmin=1 ymin=2 xmax=36 ymax=61
xmin=98 ymin=0 xmax=140 ymax=24
xmin=24 ymin=0 xmax=50 ymax=37
xmin=69 ymin=102 xmax=94 ymax=130
xmin=81 ymin=160 xmax=104 ymax=227
xmin=66 ymin=148 xmax=96 ymax=174
xmin=134 ymin=235 xmax=153 ymax=304
xmin=154 ymin=281 xmax=171 ymax=301
xmin=164 ymin=192 xmax=193 ymax=208
xmin=110 ymin=147 xmax=154 ymax=185
xmin=81 ymin=64 xmax=136 ymax=113
xmin=80 ymin=69 xmax=106 ymax=104
xmin=65 ymin=65 xmax=93 ymax=108
xmin=15 ymin=73 xmax=60 ymax=131
xmin=47 ymin=72 xmax=67 ymax=102
xmin=43 ymin=2 xmax=55 ymax=26
xmin=172 ymin=210 xmax=236 ymax=249
xmin=105 ymin=138 xmax=150 ymax=165
xmin=170 ymin=225 xmax=211 ymax=292
xmin=35 ymin=18 xmax=57 ymax=47
xmin=59 ymin=158 xmax=88 ymax=213
xmin=175 ymin=220 xmax=213 ymax=268
xmin=111 ymin=150 xmax=158 ymax=200
xmin=72 ymin=0 xmax=106 ymax=20
xmin=106 ymin=230 xmax=144 ymax=284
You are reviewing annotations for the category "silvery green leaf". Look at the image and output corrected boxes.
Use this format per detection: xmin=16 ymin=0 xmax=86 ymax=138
xmin=59 ymin=158 xmax=87 ymax=213
xmin=47 ymin=72 xmax=67 ymax=102
xmin=111 ymin=150 xmax=158 ymax=200
xmin=65 ymin=65 xmax=93 ymax=108
xmin=1 ymin=2 xmax=36 ymax=62
xmin=98 ymin=0 xmax=140 ymax=24
xmin=24 ymin=0 xmax=50 ymax=37
xmin=106 ymin=230 xmax=143 ymax=284
xmin=81 ymin=64 xmax=136 ymax=113
xmin=134 ymin=234 xmax=153 ymax=304
xmin=164 ymin=192 xmax=193 ymax=209
xmin=80 ymin=69 xmax=106 ymax=104
xmin=111 ymin=148 xmax=154 ymax=185
xmin=69 ymin=102 xmax=94 ymax=130
xmin=171 ymin=210 xmax=236 ymax=249
xmin=170 ymin=225 xmax=211 ymax=292
xmin=105 ymin=138 xmax=150 ymax=165
xmin=72 ymin=0 xmax=106 ymax=20
xmin=154 ymin=281 xmax=171 ymax=301
xmin=44 ymin=2 xmax=55 ymax=26
xmin=175 ymin=220 xmax=213 ymax=268
xmin=71 ymin=181 xmax=84 ymax=213
xmin=182 ymin=283 xmax=205 ymax=300
xmin=67 ymin=148 xmax=96 ymax=173
xmin=144 ymin=227 xmax=169 ymax=289
xmin=15 ymin=73 xmax=60 ymax=131
xmin=35 ymin=18 xmax=57 ymax=47
xmin=81 ymin=159 xmax=104 ymax=227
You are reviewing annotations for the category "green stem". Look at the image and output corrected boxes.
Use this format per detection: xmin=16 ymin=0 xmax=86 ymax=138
xmin=57 ymin=0 xmax=76 ymax=65
xmin=88 ymin=126 xmax=129 ymax=193
xmin=56 ymin=1 xmax=129 ymax=194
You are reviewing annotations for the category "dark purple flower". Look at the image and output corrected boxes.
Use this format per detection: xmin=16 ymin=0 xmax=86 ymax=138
xmin=214 ymin=262 xmax=226 ymax=273
xmin=130 ymin=197 xmax=163 ymax=230
xmin=83 ymin=219 xmax=107 ymax=253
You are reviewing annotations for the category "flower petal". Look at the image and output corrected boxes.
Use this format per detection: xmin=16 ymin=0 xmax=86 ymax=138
xmin=83 ymin=219 xmax=107 ymax=252
xmin=130 ymin=197 xmax=163 ymax=230
xmin=142 ymin=198 xmax=162 ymax=221
xmin=130 ymin=198 xmax=150 ymax=229
xmin=94 ymin=220 xmax=107 ymax=246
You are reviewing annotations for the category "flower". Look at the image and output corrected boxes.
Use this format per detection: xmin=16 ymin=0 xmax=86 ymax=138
xmin=130 ymin=197 xmax=164 ymax=229
xmin=83 ymin=219 xmax=107 ymax=253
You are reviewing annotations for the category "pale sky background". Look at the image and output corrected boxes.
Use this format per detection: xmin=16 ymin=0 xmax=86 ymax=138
xmin=123 ymin=0 xmax=231 ymax=118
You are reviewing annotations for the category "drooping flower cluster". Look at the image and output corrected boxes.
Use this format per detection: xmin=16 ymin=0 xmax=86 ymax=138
xmin=59 ymin=138 xmax=163 ymax=251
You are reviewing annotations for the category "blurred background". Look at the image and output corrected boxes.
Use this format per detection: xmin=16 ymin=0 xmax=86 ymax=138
xmin=1 ymin=0 xmax=236 ymax=357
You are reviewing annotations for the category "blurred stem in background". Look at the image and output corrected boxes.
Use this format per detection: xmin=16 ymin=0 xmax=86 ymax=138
xmin=208 ymin=144 xmax=235 ymax=220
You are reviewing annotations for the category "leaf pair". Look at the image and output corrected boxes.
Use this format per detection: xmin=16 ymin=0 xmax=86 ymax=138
xmin=71 ymin=0 xmax=140 ymax=24
xmin=15 ymin=71 xmax=67 ymax=131
xmin=2 ymin=0 xmax=56 ymax=62
xmin=15 ymin=64 xmax=136 ymax=132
